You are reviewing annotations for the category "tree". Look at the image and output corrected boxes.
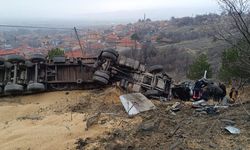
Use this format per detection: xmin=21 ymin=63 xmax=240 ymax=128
xmin=219 ymin=41 xmax=250 ymax=86
xmin=187 ymin=54 xmax=212 ymax=80
xmin=48 ymin=48 xmax=64 ymax=59
xmin=130 ymin=33 xmax=140 ymax=57
xmin=131 ymin=33 xmax=140 ymax=49
xmin=216 ymin=0 xmax=250 ymax=76
xmin=140 ymin=40 xmax=157 ymax=64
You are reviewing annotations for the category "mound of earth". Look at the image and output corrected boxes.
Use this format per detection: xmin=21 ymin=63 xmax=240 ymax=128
xmin=0 ymin=86 xmax=249 ymax=150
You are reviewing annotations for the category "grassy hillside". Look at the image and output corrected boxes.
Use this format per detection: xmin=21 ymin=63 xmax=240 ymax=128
xmin=134 ymin=14 xmax=231 ymax=80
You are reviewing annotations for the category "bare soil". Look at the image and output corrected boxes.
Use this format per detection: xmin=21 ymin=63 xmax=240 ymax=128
xmin=0 ymin=86 xmax=249 ymax=150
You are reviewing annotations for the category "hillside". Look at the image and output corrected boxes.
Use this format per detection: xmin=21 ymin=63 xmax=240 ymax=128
xmin=121 ymin=14 xmax=231 ymax=79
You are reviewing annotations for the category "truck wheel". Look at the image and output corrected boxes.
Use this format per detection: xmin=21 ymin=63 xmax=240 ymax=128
xmin=93 ymin=70 xmax=110 ymax=80
xmin=144 ymin=90 xmax=161 ymax=98
xmin=4 ymin=83 xmax=24 ymax=94
xmin=148 ymin=65 xmax=163 ymax=74
xmin=4 ymin=62 xmax=13 ymax=68
xmin=27 ymin=83 xmax=45 ymax=91
xmin=6 ymin=55 xmax=25 ymax=63
xmin=0 ymin=86 xmax=2 ymax=93
xmin=30 ymin=54 xmax=46 ymax=63
xmin=101 ymin=49 xmax=118 ymax=62
xmin=93 ymin=76 xmax=109 ymax=85
xmin=25 ymin=60 xmax=34 ymax=67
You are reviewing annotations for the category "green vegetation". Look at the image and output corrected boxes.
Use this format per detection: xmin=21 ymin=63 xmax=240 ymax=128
xmin=48 ymin=48 xmax=64 ymax=59
xmin=219 ymin=41 xmax=250 ymax=82
xmin=217 ymin=0 xmax=250 ymax=84
xmin=187 ymin=54 xmax=212 ymax=80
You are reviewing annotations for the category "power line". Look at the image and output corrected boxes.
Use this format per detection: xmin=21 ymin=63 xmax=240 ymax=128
xmin=0 ymin=24 xmax=74 ymax=30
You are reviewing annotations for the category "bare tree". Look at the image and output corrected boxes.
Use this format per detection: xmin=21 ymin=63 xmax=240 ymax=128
xmin=216 ymin=0 xmax=250 ymax=76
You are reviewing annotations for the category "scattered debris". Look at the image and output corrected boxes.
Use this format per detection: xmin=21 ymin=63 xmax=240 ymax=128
xmin=17 ymin=115 xmax=44 ymax=120
xmin=221 ymin=96 xmax=230 ymax=105
xmin=169 ymin=125 xmax=180 ymax=137
xmin=85 ymin=112 xmax=101 ymax=130
xmin=192 ymin=100 xmax=206 ymax=108
xmin=195 ymin=105 xmax=220 ymax=115
xmin=225 ymin=126 xmax=241 ymax=134
xmin=119 ymin=93 xmax=156 ymax=116
xmin=214 ymin=105 xmax=229 ymax=109
xmin=138 ymin=119 xmax=160 ymax=132
xmin=171 ymin=102 xmax=181 ymax=112
xmin=220 ymin=119 xmax=236 ymax=126
xmin=205 ymin=106 xmax=219 ymax=115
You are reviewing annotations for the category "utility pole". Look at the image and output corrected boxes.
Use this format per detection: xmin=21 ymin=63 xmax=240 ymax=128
xmin=74 ymin=27 xmax=84 ymax=57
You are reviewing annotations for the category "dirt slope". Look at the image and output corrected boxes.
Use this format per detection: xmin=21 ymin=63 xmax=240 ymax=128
xmin=0 ymin=87 xmax=249 ymax=150
xmin=0 ymin=88 xmax=137 ymax=150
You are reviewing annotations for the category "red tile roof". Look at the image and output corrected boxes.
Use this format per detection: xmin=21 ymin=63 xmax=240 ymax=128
xmin=65 ymin=50 xmax=84 ymax=58
xmin=106 ymin=33 xmax=120 ymax=42
xmin=118 ymin=37 xmax=141 ymax=49
xmin=0 ymin=49 xmax=21 ymax=56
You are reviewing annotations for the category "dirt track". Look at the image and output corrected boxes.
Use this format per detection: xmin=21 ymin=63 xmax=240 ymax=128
xmin=0 ymin=86 xmax=249 ymax=150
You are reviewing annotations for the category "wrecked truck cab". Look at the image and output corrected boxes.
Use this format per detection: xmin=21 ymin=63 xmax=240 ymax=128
xmin=121 ymin=71 xmax=172 ymax=98
xmin=172 ymin=81 xmax=194 ymax=101
xmin=140 ymin=72 xmax=172 ymax=98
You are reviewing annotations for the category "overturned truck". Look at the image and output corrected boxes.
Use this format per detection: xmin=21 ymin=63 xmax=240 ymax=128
xmin=0 ymin=49 xmax=172 ymax=98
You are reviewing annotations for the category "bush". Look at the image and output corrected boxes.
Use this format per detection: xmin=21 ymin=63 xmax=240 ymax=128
xmin=48 ymin=48 xmax=64 ymax=59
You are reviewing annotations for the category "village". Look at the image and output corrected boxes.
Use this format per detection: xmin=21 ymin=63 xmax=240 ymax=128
xmin=0 ymin=0 xmax=250 ymax=149
xmin=0 ymin=17 xmax=162 ymax=58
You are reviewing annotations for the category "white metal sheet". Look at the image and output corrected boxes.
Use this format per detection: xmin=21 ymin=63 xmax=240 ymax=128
xmin=120 ymin=93 xmax=156 ymax=116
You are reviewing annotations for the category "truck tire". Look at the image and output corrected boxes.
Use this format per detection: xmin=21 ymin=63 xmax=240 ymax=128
xmin=148 ymin=65 xmax=163 ymax=74
xmin=6 ymin=54 xmax=25 ymax=63
xmin=93 ymin=70 xmax=110 ymax=80
xmin=93 ymin=75 xmax=109 ymax=85
xmin=27 ymin=83 xmax=45 ymax=91
xmin=4 ymin=62 xmax=13 ymax=68
xmin=25 ymin=60 xmax=34 ymax=67
xmin=101 ymin=49 xmax=118 ymax=62
xmin=4 ymin=83 xmax=24 ymax=94
xmin=30 ymin=54 xmax=46 ymax=62
xmin=144 ymin=90 xmax=161 ymax=98
xmin=0 ymin=86 xmax=2 ymax=93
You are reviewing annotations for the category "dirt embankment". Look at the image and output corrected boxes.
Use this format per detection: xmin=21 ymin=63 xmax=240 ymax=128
xmin=0 ymin=86 xmax=249 ymax=150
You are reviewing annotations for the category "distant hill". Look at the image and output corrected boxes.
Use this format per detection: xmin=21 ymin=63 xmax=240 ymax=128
xmin=123 ymin=13 xmax=230 ymax=80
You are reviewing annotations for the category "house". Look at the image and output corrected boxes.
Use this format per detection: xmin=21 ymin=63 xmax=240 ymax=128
xmin=118 ymin=37 xmax=142 ymax=49
xmin=0 ymin=49 xmax=21 ymax=56
xmin=65 ymin=50 xmax=84 ymax=58
xmin=105 ymin=33 xmax=120 ymax=43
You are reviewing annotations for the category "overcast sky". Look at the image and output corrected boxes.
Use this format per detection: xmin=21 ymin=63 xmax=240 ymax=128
xmin=0 ymin=0 xmax=220 ymax=24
